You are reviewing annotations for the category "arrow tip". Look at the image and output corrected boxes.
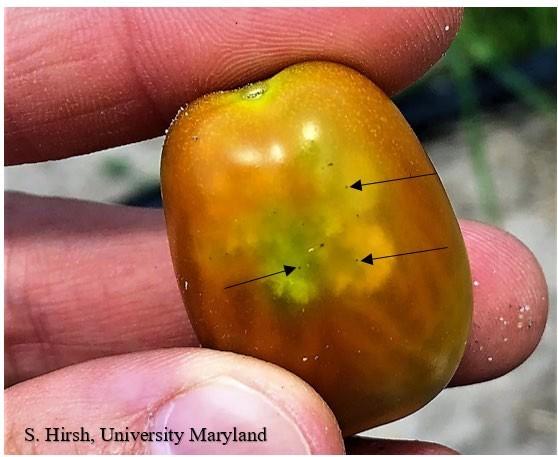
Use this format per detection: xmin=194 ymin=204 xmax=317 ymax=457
xmin=350 ymin=179 xmax=363 ymax=191
xmin=361 ymin=254 xmax=374 ymax=265
xmin=283 ymin=265 xmax=296 ymax=277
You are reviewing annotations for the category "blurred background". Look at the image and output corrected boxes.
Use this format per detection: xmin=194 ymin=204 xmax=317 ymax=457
xmin=5 ymin=7 xmax=557 ymax=454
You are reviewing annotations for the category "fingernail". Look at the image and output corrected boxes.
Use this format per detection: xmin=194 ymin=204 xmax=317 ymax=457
xmin=150 ymin=376 xmax=311 ymax=454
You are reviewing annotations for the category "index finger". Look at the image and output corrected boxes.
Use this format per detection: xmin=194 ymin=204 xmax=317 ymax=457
xmin=5 ymin=7 xmax=462 ymax=165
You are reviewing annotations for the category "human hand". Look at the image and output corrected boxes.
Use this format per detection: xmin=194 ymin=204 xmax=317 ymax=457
xmin=5 ymin=8 xmax=548 ymax=454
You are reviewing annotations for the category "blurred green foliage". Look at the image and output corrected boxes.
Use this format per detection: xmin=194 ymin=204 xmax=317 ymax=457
xmin=432 ymin=8 xmax=556 ymax=223
xmin=447 ymin=7 xmax=556 ymax=115
xmin=453 ymin=7 xmax=556 ymax=65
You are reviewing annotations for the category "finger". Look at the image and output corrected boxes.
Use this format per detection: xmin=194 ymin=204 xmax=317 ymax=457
xmin=6 ymin=7 xmax=462 ymax=164
xmin=345 ymin=436 xmax=458 ymax=454
xmin=5 ymin=192 xmax=194 ymax=387
xmin=6 ymin=193 xmax=547 ymax=388
xmin=5 ymin=348 xmax=344 ymax=454
xmin=449 ymin=220 xmax=548 ymax=386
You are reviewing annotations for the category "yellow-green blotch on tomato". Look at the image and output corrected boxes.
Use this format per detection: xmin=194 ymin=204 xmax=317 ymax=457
xmin=161 ymin=61 xmax=472 ymax=435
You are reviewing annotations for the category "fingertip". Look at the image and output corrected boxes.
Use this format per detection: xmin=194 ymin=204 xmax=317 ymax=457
xmin=357 ymin=7 xmax=463 ymax=93
xmin=6 ymin=348 xmax=344 ymax=454
xmin=181 ymin=349 xmax=345 ymax=454
xmin=107 ymin=348 xmax=345 ymax=454
xmin=452 ymin=220 xmax=549 ymax=385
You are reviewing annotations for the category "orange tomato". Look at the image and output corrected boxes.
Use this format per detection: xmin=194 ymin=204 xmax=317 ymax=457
xmin=161 ymin=61 xmax=472 ymax=435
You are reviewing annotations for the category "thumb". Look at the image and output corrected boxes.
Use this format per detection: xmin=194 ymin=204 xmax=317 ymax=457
xmin=5 ymin=348 xmax=344 ymax=454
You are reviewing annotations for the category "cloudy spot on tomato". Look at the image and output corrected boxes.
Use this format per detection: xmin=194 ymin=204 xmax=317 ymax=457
xmin=269 ymin=143 xmax=285 ymax=163
xmin=302 ymin=121 xmax=320 ymax=141
xmin=232 ymin=147 xmax=262 ymax=165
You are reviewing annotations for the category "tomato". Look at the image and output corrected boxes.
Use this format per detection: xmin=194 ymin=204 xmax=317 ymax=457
xmin=161 ymin=61 xmax=472 ymax=435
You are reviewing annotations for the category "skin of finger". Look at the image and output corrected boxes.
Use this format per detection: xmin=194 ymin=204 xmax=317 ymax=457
xmin=4 ymin=348 xmax=344 ymax=454
xmin=449 ymin=220 xmax=548 ymax=386
xmin=5 ymin=193 xmax=548 ymax=389
xmin=5 ymin=7 xmax=462 ymax=165
xmin=4 ymin=192 xmax=194 ymax=387
xmin=345 ymin=437 xmax=459 ymax=454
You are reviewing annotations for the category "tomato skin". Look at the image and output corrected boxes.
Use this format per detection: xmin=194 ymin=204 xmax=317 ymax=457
xmin=161 ymin=61 xmax=472 ymax=435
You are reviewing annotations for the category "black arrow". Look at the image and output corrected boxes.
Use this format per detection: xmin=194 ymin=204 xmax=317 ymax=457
xmin=224 ymin=265 xmax=296 ymax=290
xmin=350 ymin=172 xmax=437 ymax=191
xmin=361 ymin=246 xmax=448 ymax=265
xmin=361 ymin=254 xmax=374 ymax=265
